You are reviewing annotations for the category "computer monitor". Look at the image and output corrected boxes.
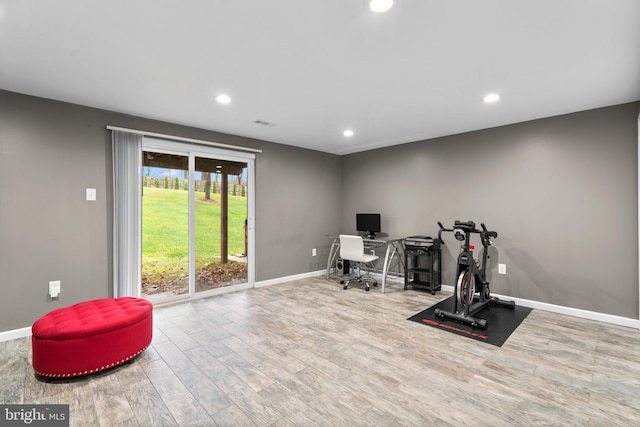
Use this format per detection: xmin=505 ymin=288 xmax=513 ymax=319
xmin=356 ymin=213 xmax=381 ymax=239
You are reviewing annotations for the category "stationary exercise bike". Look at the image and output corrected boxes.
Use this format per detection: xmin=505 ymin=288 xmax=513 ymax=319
xmin=435 ymin=220 xmax=515 ymax=329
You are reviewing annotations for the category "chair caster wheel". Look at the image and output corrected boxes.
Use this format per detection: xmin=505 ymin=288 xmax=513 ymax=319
xmin=373 ymin=283 xmax=377 ymax=287
xmin=340 ymin=280 xmax=345 ymax=284
xmin=365 ymin=286 xmax=370 ymax=291
xmin=343 ymin=285 xmax=348 ymax=290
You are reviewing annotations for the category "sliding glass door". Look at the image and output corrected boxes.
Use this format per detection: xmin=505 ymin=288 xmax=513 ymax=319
xmin=194 ymin=156 xmax=248 ymax=294
xmin=141 ymin=151 xmax=190 ymax=299
xmin=141 ymin=139 xmax=254 ymax=303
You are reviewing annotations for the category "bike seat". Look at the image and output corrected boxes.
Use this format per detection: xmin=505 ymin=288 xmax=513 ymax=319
xmin=454 ymin=220 xmax=476 ymax=231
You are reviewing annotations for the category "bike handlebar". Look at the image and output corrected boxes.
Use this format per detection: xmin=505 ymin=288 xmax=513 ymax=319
xmin=438 ymin=221 xmax=453 ymax=244
xmin=480 ymin=223 xmax=498 ymax=239
xmin=438 ymin=220 xmax=498 ymax=245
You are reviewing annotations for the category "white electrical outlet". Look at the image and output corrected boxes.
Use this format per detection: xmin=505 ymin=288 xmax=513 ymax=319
xmin=498 ymin=264 xmax=507 ymax=275
xmin=86 ymin=188 xmax=97 ymax=201
xmin=49 ymin=280 xmax=61 ymax=298
xmin=312 ymin=248 xmax=317 ymax=256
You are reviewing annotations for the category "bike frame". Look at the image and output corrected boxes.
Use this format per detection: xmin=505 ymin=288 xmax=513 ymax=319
xmin=436 ymin=220 xmax=511 ymax=330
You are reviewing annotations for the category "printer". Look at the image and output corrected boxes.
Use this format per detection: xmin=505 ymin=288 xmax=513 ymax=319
xmin=403 ymin=236 xmax=440 ymax=251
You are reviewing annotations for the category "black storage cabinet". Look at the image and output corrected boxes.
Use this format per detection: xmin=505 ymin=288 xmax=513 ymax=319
xmin=404 ymin=238 xmax=441 ymax=294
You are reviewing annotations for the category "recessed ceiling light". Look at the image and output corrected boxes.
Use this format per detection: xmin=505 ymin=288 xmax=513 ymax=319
xmin=216 ymin=94 xmax=231 ymax=104
xmin=369 ymin=0 xmax=394 ymax=13
xmin=483 ymin=93 xmax=500 ymax=103
xmin=343 ymin=130 xmax=354 ymax=137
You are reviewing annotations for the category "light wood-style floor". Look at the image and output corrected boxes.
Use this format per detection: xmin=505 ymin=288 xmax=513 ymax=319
xmin=1 ymin=277 xmax=639 ymax=426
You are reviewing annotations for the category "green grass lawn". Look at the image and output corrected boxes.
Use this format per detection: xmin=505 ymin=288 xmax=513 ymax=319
xmin=142 ymin=187 xmax=247 ymax=278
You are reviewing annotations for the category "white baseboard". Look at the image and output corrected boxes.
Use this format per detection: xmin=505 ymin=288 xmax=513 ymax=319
xmin=439 ymin=284 xmax=639 ymax=329
xmin=0 ymin=326 xmax=31 ymax=343
xmin=496 ymin=293 xmax=640 ymax=329
xmin=255 ymin=270 xmax=326 ymax=288
xmin=1 ymin=274 xmax=637 ymax=343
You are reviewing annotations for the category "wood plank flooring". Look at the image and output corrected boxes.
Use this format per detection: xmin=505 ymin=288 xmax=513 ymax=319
xmin=1 ymin=277 xmax=639 ymax=426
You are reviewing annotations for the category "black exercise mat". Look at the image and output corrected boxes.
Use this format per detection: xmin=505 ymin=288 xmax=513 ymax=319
xmin=407 ymin=296 xmax=532 ymax=347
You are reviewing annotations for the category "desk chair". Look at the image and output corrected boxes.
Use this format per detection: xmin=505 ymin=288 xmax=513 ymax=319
xmin=339 ymin=234 xmax=379 ymax=291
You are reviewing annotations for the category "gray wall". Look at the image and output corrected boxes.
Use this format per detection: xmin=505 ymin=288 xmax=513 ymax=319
xmin=256 ymin=142 xmax=341 ymax=279
xmin=342 ymin=102 xmax=639 ymax=319
xmin=1 ymin=88 xmax=637 ymax=333
xmin=0 ymin=90 xmax=341 ymax=332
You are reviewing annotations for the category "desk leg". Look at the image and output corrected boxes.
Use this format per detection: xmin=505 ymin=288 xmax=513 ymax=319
xmin=381 ymin=242 xmax=394 ymax=293
xmin=326 ymin=237 xmax=339 ymax=280
xmin=381 ymin=241 xmax=404 ymax=293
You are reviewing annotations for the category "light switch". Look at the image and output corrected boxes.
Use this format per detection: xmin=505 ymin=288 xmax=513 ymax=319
xmin=49 ymin=280 xmax=61 ymax=298
xmin=86 ymin=188 xmax=96 ymax=201
xmin=498 ymin=264 xmax=507 ymax=275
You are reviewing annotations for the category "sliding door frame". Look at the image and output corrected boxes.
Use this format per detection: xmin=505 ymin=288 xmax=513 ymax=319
xmin=143 ymin=137 xmax=255 ymax=302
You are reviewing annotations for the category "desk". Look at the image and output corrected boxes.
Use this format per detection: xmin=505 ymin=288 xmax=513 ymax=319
xmin=325 ymin=235 xmax=405 ymax=293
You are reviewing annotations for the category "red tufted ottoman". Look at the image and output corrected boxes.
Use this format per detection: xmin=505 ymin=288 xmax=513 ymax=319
xmin=32 ymin=297 xmax=152 ymax=379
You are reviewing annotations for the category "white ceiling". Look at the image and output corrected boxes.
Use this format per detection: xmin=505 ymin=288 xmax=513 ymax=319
xmin=1 ymin=1 xmax=639 ymax=155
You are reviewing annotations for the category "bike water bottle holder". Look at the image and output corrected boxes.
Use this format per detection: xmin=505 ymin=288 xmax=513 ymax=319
xmin=458 ymin=253 xmax=470 ymax=265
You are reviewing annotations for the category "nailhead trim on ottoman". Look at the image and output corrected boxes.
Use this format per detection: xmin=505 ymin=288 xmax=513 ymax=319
xmin=32 ymin=297 xmax=153 ymax=379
